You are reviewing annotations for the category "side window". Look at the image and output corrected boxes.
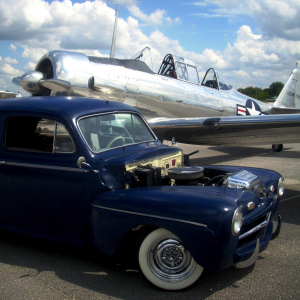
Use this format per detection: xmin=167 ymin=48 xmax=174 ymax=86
xmin=176 ymin=62 xmax=188 ymax=81
xmin=54 ymin=123 xmax=76 ymax=153
xmin=186 ymin=65 xmax=199 ymax=84
xmin=6 ymin=116 xmax=75 ymax=154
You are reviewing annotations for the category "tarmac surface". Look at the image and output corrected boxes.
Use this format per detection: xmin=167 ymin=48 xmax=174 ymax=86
xmin=0 ymin=143 xmax=299 ymax=300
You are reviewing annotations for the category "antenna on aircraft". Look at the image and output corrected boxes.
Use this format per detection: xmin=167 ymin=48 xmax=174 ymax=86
xmin=110 ymin=5 xmax=119 ymax=58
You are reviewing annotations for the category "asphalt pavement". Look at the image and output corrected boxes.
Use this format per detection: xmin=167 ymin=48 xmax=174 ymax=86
xmin=0 ymin=143 xmax=299 ymax=299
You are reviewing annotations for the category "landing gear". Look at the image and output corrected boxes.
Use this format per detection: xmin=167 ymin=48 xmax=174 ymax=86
xmin=272 ymin=144 xmax=283 ymax=152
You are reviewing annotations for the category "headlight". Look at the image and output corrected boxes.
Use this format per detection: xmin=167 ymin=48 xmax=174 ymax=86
xmin=232 ymin=206 xmax=243 ymax=236
xmin=277 ymin=177 xmax=285 ymax=197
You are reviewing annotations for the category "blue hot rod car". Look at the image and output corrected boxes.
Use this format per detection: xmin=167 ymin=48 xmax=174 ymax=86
xmin=0 ymin=97 xmax=283 ymax=290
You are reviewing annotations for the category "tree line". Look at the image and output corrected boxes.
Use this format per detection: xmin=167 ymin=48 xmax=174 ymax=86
xmin=237 ymin=82 xmax=284 ymax=101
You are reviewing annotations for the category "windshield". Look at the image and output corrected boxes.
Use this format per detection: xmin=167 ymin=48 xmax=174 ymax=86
xmin=131 ymin=47 xmax=155 ymax=72
xmin=78 ymin=113 xmax=156 ymax=153
xmin=218 ymin=73 xmax=233 ymax=90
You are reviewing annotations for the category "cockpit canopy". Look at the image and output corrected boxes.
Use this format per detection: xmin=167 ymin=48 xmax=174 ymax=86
xmin=133 ymin=47 xmax=233 ymax=90
xmin=158 ymin=54 xmax=199 ymax=84
xmin=202 ymin=68 xmax=233 ymax=91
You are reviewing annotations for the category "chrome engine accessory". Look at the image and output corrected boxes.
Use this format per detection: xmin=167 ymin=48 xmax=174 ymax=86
xmin=222 ymin=170 xmax=260 ymax=189
xmin=167 ymin=167 xmax=204 ymax=185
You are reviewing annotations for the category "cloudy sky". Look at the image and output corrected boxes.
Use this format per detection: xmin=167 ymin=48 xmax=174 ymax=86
xmin=0 ymin=0 xmax=299 ymax=95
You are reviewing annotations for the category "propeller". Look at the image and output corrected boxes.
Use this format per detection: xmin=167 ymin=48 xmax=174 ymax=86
xmin=12 ymin=71 xmax=71 ymax=95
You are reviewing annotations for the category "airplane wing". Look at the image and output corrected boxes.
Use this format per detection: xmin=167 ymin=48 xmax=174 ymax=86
xmin=148 ymin=114 xmax=300 ymax=146
xmin=0 ymin=90 xmax=18 ymax=99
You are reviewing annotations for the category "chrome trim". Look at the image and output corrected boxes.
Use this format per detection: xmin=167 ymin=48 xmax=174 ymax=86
xmin=239 ymin=212 xmax=271 ymax=240
xmin=53 ymin=120 xmax=57 ymax=154
xmin=91 ymin=204 xmax=207 ymax=228
xmin=0 ymin=161 xmax=83 ymax=172
xmin=247 ymin=202 xmax=255 ymax=211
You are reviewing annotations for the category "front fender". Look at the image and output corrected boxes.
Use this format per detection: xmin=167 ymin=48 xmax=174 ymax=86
xmin=89 ymin=186 xmax=241 ymax=271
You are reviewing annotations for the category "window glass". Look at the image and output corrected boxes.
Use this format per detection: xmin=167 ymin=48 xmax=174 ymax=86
xmin=78 ymin=113 xmax=156 ymax=153
xmin=54 ymin=123 xmax=76 ymax=153
xmin=218 ymin=74 xmax=233 ymax=90
xmin=176 ymin=62 xmax=188 ymax=81
xmin=6 ymin=117 xmax=75 ymax=154
xmin=202 ymin=68 xmax=218 ymax=89
xmin=186 ymin=65 xmax=199 ymax=83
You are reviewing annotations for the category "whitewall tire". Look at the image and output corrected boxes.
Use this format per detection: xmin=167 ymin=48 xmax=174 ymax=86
xmin=138 ymin=228 xmax=203 ymax=290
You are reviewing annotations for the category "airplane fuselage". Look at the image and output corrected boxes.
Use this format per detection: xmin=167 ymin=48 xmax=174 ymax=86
xmin=89 ymin=58 xmax=271 ymax=119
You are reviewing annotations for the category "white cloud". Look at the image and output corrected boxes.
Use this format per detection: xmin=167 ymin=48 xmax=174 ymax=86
xmin=22 ymin=47 xmax=49 ymax=62
xmin=9 ymin=44 xmax=17 ymax=51
xmin=234 ymin=70 xmax=249 ymax=77
xmin=127 ymin=5 xmax=181 ymax=25
xmin=24 ymin=61 xmax=37 ymax=71
xmin=108 ymin=0 xmax=137 ymax=5
xmin=1 ymin=64 xmax=22 ymax=75
xmin=3 ymin=57 xmax=18 ymax=64
xmin=0 ymin=0 xmax=300 ymax=92
xmin=190 ymin=0 xmax=300 ymax=40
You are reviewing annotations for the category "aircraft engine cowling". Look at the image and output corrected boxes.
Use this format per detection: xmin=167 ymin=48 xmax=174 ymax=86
xmin=17 ymin=50 xmax=91 ymax=97
xmin=34 ymin=50 xmax=92 ymax=96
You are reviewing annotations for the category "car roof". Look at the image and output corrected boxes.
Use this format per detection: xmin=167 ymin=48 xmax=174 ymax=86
xmin=0 ymin=96 xmax=139 ymax=120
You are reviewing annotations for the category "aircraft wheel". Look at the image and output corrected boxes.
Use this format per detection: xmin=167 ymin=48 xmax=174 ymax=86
xmin=272 ymin=144 xmax=283 ymax=152
xmin=137 ymin=228 xmax=203 ymax=290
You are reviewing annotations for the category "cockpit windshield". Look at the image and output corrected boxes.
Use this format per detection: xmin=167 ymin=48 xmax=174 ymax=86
xmin=217 ymin=73 xmax=233 ymax=90
xmin=78 ymin=113 xmax=156 ymax=153
xmin=131 ymin=47 xmax=155 ymax=72
xmin=201 ymin=68 xmax=233 ymax=90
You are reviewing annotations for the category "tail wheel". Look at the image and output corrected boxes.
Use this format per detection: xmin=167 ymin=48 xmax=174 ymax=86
xmin=272 ymin=144 xmax=283 ymax=152
xmin=138 ymin=228 xmax=203 ymax=290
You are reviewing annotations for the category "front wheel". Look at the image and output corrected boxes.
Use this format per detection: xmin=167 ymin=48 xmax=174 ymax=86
xmin=138 ymin=228 xmax=203 ymax=290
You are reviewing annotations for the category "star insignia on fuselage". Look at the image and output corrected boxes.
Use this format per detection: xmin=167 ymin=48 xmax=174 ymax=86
xmin=237 ymin=100 xmax=265 ymax=116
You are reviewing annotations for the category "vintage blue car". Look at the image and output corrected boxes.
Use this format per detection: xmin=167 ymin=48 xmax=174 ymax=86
xmin=0 ymin=96 xmax=283 ymax=290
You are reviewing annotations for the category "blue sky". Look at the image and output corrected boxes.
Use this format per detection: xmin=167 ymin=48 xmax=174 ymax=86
xmin=0 ymin=0 xmax=299 ymax=94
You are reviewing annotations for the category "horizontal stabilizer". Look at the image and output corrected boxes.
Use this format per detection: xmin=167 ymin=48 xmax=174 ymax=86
xmin=0 ymin=90 xmax=18 ymax=99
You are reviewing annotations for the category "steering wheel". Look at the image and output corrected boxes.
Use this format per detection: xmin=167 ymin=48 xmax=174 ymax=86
xmin=107 ymin=136 xmax=125 ymax=148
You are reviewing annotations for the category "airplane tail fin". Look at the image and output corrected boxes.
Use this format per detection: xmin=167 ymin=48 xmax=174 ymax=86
xmin=272 ymin=63 xmax=300 ymax=113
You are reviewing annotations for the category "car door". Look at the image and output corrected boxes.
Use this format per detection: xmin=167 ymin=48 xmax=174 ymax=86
xmin=0 ymin=114 xmax=87 ymax=245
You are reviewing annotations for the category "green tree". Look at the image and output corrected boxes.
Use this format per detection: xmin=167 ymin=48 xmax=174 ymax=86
xmin=269 ymin=82 xmax=284 ymax=97
xmin=238 ymin=81 xmax=284 ymax=100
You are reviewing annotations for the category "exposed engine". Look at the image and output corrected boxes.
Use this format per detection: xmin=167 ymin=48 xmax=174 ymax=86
xmin=133 ymin=165 xmax=266 ymax=197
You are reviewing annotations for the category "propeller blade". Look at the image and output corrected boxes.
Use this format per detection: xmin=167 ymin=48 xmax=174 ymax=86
xmin=39 ymin=79 xmax=72 ymax=92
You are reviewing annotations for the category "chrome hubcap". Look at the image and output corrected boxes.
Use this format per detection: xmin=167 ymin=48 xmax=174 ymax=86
xmin=148 ymin=237 xmax=197 ymax=282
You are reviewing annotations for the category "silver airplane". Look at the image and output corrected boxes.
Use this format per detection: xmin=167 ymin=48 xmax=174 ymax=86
xmin=12 ymin=47 xmax=300 ymax=151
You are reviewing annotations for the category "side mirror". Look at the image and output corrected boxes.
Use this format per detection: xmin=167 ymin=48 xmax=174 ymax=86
xmin=77 ymin=156 xmax=86 ymax=169
xmin=77 ymin=156 xmax=99 ymax=174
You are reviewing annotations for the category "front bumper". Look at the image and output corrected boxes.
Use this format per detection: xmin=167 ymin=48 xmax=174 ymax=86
xmin=233 ymin=214 xmax=281 ymax=267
